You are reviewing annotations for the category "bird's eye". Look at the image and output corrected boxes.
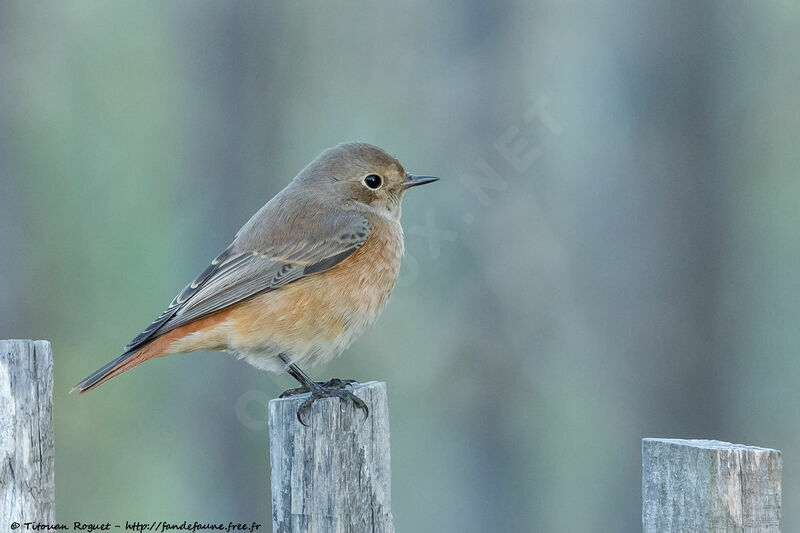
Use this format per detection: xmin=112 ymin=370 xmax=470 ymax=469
xmin=363 ymin=174 xmax=383 ymax=190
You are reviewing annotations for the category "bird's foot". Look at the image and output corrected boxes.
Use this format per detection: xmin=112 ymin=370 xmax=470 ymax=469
xmin=285 ymin=378 xmax=367 ymax=426
xmin=279 ymin=385 xmax=309 ymax=398
xmin=279 ymin=378 xmax=358 ymax=398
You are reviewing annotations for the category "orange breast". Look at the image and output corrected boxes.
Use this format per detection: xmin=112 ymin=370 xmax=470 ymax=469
xmin=162 ymin=215 xmax=404 ymax=368
xmin=221 ymin=215 xmax=405 ymax=365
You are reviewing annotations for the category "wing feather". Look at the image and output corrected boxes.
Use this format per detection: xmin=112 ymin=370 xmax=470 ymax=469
xmin=122 ymin=212 xmax=371 ymax=355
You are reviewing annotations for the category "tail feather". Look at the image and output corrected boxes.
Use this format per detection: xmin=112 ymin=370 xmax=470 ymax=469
xmin=72 ymin=309 xmax=233 ymax=394
xmin=71 ymin=341 xmax=166 ymax=393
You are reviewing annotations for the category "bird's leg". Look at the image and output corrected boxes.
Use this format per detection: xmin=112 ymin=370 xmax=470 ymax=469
xmin=278 ymin=358 xmax=316 ymax=397
xmin=278 ymin=354 xmax=368 ymax=426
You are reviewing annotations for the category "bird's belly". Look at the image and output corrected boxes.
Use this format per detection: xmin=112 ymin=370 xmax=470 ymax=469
xmin=225 ymin=222 xmax=404 ymax=370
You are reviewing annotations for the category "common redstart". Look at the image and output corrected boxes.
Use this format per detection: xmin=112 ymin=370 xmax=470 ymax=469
xmin=73 ymin=142 xmax=438 ymax=424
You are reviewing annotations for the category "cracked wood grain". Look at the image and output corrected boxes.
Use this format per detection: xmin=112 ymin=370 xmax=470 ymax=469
xmin=1 ymin=340 xmax=55 ymax=526
xmin=643 ymin=438 xmax=781 ymax=532
xmin=269 ymin=381 xmax=393 ymax=533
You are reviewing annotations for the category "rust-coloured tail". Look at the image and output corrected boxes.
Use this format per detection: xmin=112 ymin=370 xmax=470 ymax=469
xmin=72 ymin=309 xmax=232 ymax=393
xmin=71 ymin=340 xmax=168 ymax=393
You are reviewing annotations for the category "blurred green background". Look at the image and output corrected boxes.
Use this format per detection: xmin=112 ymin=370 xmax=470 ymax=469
xmin=2 ymin=1 xmax=799 ymax=531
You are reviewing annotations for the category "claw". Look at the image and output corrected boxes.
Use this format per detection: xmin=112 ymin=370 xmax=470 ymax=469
xmin=321 ymin=377 xmax=357 ymax=387
xmin=279 ymin=385 xmax=310 ymax=398
xmin=291 ymin=379 xmax=369 ymax=426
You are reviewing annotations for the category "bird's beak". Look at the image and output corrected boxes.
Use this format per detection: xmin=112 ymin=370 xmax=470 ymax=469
xmin=403 ymin=174 xmax=440 ymax=189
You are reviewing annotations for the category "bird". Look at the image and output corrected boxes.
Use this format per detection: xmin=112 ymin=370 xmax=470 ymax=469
xmin=72 ymin=142 xmax=438 ymax=424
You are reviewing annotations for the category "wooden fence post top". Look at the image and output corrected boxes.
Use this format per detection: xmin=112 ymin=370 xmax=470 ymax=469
xmin=269 ymin=380 xmax=393 ymax=533
xmin=643 ymin=438 xmax=780 ymax=454
xmin=642 ymin=438 xmax=782 ymax=532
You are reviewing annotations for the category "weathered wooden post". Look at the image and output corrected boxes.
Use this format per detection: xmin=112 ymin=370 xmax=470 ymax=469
xmin=0 ymin=340 xmax=55 ymax=525
xmin=643 ymin=438 xmax=781 ymax=532
xmin=269 ymin=381 xmax=393 ymax=533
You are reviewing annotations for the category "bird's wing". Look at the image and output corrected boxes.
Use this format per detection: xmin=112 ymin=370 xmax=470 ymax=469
xmin=122 ymin=211 xmax=371 ymax=354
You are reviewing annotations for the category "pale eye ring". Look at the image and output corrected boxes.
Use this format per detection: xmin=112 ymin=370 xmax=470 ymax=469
xmin=362 ymin=174 xmax=383 ymax=190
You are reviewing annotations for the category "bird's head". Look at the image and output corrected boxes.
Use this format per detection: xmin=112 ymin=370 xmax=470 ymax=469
xmin=296 ymin=142 xmax=438 ymax=219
